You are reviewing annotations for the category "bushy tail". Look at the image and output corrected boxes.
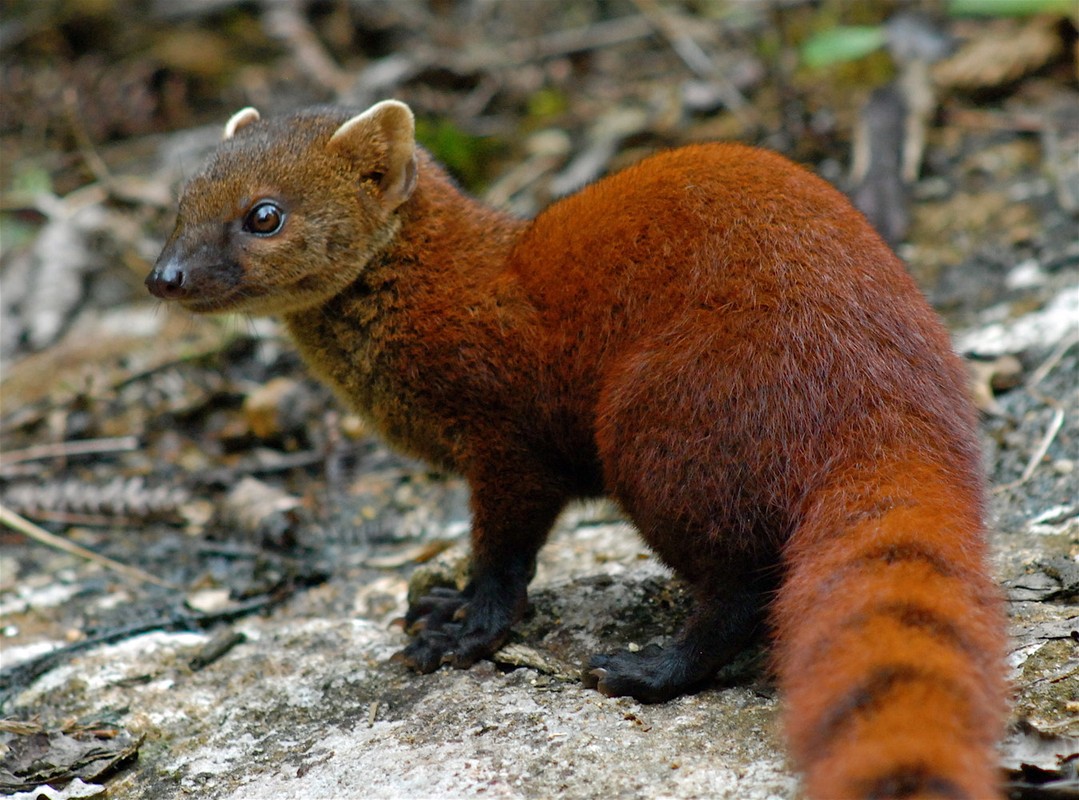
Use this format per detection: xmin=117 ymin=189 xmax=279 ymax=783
xmin=773 ymin=459 xmax=1006 ymax=800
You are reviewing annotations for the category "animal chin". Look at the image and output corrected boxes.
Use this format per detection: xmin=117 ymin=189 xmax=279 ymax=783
xmin=184 ymin=286 xmax=316 ymax=317
xmin=180 ymin=297 xmax=234 ymax=314
xmin=180 ymin=286 xmax=259 ymax=314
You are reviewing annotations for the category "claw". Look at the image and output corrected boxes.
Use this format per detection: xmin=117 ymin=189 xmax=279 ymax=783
xmin=581 ymin=666 xmax=607 ymax=690
xmin=395 ymin=582 xmax=522 ymax=676
xmin=402 ymin=587 xmax=469 ymax=630
xmin=591 ymin=668 xmax=614 ymax=696
xmin=428 ymin=586 xmax=462 ymax=598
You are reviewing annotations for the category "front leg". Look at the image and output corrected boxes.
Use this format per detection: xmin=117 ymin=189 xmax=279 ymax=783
xmin=395 ymin=469 xmax=566 ymax=673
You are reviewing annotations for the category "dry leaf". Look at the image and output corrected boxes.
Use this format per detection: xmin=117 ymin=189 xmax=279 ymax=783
xmin=934 ymin=17 xmax=1063 ymax=90
xmin=0 ymin=722 xmax=140 ymax=793
xmin=967 ymin=354 xmax=1023 ymax=415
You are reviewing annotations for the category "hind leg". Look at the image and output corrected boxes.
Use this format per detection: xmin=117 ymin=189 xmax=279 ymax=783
xmin=589 ymin=331 xmax=781 ymax=701
xmin=583 ymin=574 xmax=770 ymax=703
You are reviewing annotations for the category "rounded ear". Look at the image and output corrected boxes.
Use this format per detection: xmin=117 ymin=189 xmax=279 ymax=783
xmin=327 ymin=100 xmax=418 ymax=211
xmin=224 ymin=107 xmax=261 ymax=140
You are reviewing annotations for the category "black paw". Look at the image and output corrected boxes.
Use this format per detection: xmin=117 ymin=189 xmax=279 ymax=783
xmin=583 ymin=643 xmax=708 ymax=703
xmin=401 ymin=586 xmax=467 ymax=633
xmin=394 ymin=585 xmax=517 ymax=673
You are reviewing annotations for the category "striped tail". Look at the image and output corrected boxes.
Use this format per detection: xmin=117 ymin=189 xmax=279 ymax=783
xmin=772 ymin=458 xmax=1006 ymax=800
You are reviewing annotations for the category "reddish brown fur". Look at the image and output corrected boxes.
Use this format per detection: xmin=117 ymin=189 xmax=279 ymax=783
xmin=148 ymin=105 xmax=1006 ymax=799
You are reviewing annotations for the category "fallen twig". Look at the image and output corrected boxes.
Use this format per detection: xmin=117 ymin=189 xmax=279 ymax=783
xmin=993 ymin=406 xmax=1066 ymax=494
xmin=62 ymin=86 xmax=114 ymax=188
xmin=629 ymin=0 xmax=753 ymax=124
xmin=0 ymin=591 xmax=291 ymax=708
xmin=261 ymin=0 xmax=350 ymax=94
xmin=0 ymin=504 xmax=176 ymax=589
xmin=0 ymin=435 xmax=139 ymax=466
xmin=493 ymin=15 xmax=656 ymax=67
xmin=1019 ymin=406 xmax=1066 ymax=485
xmin=189 ymin=629 xmax=247 ymax=671
xmin=1027 ymin=330 xmax=1079 ymax=391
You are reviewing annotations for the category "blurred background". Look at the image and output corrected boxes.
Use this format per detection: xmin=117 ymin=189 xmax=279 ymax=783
xmin=2 ymin=0 xmax=1077 ymax=359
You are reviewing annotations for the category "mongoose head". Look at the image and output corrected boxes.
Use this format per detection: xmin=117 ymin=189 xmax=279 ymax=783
xmin=147 ymin=100 xmax=417 ymax=315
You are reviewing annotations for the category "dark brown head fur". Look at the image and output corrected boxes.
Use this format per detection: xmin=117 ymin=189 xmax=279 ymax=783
xmin=147 ymin=102 xmax=417 ymax=315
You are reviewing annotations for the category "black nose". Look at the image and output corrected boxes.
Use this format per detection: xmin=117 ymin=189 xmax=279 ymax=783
xmin=146 ymin=259 xmax=187 ymax=300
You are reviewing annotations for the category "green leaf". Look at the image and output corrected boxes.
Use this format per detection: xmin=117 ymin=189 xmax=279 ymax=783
xmin=948 ymin=0 xmax=1076 ymax=16
xmin=414 ymin=119 xmax=499 ymax=191
xmin=10 ymin=163 xmax=53 ymax=196
xmin=527 ymin=88 xmax=568 ymax=119
xmin=801 ymin=25 xmax=888 ymax=68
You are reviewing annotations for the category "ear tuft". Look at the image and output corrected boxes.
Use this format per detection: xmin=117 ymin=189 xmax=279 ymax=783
xmin=224 ymin=107 xmax=261 ymax=140
xmin=327 ymin=100 xmax=418 ymax=211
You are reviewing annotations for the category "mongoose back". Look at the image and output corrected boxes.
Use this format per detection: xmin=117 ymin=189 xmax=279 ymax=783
xmin=147 ymin=101 xmax=1006 ymax=799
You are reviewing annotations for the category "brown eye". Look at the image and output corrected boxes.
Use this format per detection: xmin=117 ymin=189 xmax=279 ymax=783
xmin=244 ymin=201 xmax=285 ymax=236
